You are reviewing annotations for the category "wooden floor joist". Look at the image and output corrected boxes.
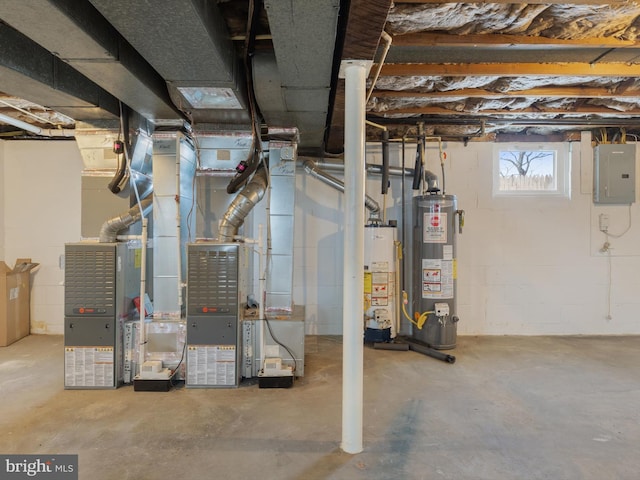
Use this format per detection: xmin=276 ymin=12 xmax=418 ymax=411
xmin=379 ymin=62 xmax=640 ymax=77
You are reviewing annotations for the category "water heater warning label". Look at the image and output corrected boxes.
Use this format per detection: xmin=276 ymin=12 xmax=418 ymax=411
xmin=423 ymin=212 xmax=447 ymax=243
xmin=422 ymin=259 xmax=453 ymax=299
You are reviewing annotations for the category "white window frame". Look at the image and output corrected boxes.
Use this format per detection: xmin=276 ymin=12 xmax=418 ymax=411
xmin=492 ymin=142 xmax=571 ymax=198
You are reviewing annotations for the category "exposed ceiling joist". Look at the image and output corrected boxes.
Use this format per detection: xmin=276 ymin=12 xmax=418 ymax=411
xmin=324 ymin=0 xmax=393 ymax=153
xmin=379 ymin=62 xmax=640 ymax=77
xmin=372 ymin=86 xmax=640 ymax=99
xmin=392 ymin=32 xmax=640 ymax=48
xmin=372 ymin=105 xmax=640 ymax=115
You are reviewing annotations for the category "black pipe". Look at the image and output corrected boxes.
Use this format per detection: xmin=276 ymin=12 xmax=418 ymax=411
xmin=405 ymin=339 xmax=456 ymax=364
xmin=381 ymin=130 xmax=390 ymax=195
xmin=412 ymin=143 xmax=422 ymax=190
xmin=107 ymin=152 xmax=127 ymax=194
xmin=373 ymin=341 xmax=409 ymax=351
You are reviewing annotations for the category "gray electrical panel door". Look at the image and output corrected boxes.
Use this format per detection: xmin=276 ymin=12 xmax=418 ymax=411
xmin=594 ymin=144 xmax=636 ymax=204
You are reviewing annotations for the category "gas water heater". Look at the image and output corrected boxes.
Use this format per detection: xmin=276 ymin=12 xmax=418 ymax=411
xmin=411 ymin=194 xmax=462 ymax=349
xmin=364 ymin=224 xmax=397 ymax=342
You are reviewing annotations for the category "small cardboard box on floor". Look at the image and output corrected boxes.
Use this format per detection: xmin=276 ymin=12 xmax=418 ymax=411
xmin=0 ymin=258 xmax=39 ymax=346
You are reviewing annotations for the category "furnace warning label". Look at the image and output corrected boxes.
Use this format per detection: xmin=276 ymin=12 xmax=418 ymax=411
xmin=187 ymin=345 xmax=236 ymax=386
xmin=64 ymin=346 xmax=114 ymax=387
xmin=423 ymin=212 xmax=447 ymax=243
xmin=422 ymin=259 xmax=453 ymax=299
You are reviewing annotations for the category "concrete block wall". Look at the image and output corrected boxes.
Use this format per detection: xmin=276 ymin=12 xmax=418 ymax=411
xmin=2 ymin=138 xmax=639 ymax=336
xmin=293 ymin=140 xmax=640 ymax=335
xmin=0 ymin=140 xmax=4 ymax=262
xmin=2 ymin=141 xmax=83 ymax=334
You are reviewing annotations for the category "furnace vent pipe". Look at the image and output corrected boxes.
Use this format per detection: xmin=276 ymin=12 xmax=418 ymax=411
xmin=303 ymin=159 xmax=380 ymax=221
xmin=311 ymin=159 xmax=414 ymax=177
xmin=218 ymin=166 xmax=269 ymax=242
xmin=99 ymin=196 xmax=153 ymax=243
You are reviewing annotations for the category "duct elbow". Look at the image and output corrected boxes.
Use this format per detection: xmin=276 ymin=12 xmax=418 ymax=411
xmin=218 ymin=167 xmax=268 ymax=242
xmin=98 ymin=196 xmax=153 ymax=242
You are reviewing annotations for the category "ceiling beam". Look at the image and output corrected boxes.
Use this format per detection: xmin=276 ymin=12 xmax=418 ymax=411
xmin=370 ymin=105 xmax=640 ymax=115
xmin=371 ymin=86 xmax=640 ymax=99
xmin=379 ymin=62 xmax=640 ymax=77
xmin=324 ymin=0 xmax=393 ymax=153
xmin=391 ymin=32 xmax=640 ymax=49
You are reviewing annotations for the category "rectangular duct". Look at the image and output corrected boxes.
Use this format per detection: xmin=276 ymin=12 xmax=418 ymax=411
xmin=266 ymin=144 xmax=297 ymax=312
xmin=152 ymin=132 xmax=196 ymax=315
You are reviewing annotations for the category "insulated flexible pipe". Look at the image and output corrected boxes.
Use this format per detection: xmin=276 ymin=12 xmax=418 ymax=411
xmin=98 ymin=196 xmax=153 ymax=243
xmin=218 ymin=166 xmax=269 ymax=242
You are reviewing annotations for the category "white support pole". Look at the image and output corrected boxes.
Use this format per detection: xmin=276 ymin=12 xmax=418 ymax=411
xmin=341 ymin=60 xmax=369 ymax=455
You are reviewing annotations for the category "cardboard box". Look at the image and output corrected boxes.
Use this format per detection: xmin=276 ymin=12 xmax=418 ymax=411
xmin=0 ymin=258 xmax=39 ymax=346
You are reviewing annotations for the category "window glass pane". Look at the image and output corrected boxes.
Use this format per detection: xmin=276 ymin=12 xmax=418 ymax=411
xmin=498 ymin=149 xmax=556 ymax=192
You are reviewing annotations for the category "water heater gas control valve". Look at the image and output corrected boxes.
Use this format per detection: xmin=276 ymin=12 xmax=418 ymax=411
xmin=434 ymin=303 xmax=450 ymax=317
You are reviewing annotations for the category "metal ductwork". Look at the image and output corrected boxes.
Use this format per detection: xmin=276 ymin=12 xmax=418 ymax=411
xmin=0 ymin=0 xmax=181 ymax=122
xmin=0 ymin=21 xmax=119 ymax=126
xmin=218 ymin=167 xmax=269 ymax=242
xmin=302 ymin=158 xmax=381 ymax=220
xmin=99 ymin=196 xmax=153 ymax=243
xmin=88 ymin=0 xmax=249 ymax=125
xmin=254 ymin=0 xmax=340 ymax=149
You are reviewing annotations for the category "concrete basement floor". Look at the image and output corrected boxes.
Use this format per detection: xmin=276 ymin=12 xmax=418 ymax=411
xmin=1 ymin=334 xmax=639 ymax=480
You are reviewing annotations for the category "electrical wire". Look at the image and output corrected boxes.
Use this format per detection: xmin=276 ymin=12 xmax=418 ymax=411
xmin=186 ymin=129 xmax=202 ymax=242
xmin=400 ymin=291 xmax=432 ymax=330
xmin=601 ymin=203 xmax=633 ymax=320
xmin=606 ymin=204 xmax=632 ymax=239
xmin=605 ymin=240 xmax=613 ymax=321
xmin=263 ymin=316 xmax=298 ymax=374
xmin=169 ymin=341 xmax=188 ymax=385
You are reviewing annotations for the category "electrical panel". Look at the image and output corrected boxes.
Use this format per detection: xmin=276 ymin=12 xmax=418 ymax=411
xmin=593 ymin=144 xmax=636 ymax=204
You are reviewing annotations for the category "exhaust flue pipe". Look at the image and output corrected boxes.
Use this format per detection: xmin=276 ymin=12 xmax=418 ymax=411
xmin=303 ymin=159 xmax=380 ymax=221
xmin=218 ymin=166 xmax=269 ymax=242
xmin=99 ymin=196 xmax=153 ymax=243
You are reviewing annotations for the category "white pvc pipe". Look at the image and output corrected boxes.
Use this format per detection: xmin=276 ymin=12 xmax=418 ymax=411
xmin=366 ymin=31 xmax=392 ymax=105
xmin=0 ymin=112 xmax=75 ymax=137
xmin=258 ymin=224 xmax=266 ymax=372
xmin=176 ymin=135 xmax=183 ymax=310
xmin=138 ymin=217 xmax=148 ymax=372
xmin=341 ymin=62 xmax=367 ymax=455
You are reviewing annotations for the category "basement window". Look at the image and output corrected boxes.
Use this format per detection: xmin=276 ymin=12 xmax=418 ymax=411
xmin=493 ymin=143 xmax=570 ymax=197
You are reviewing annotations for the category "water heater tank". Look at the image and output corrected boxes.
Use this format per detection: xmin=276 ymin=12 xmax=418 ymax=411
xmin=411 ymin=194 xmax=459 ymax=349
xmin=364 ymin=225 xmax=397 ymax=342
